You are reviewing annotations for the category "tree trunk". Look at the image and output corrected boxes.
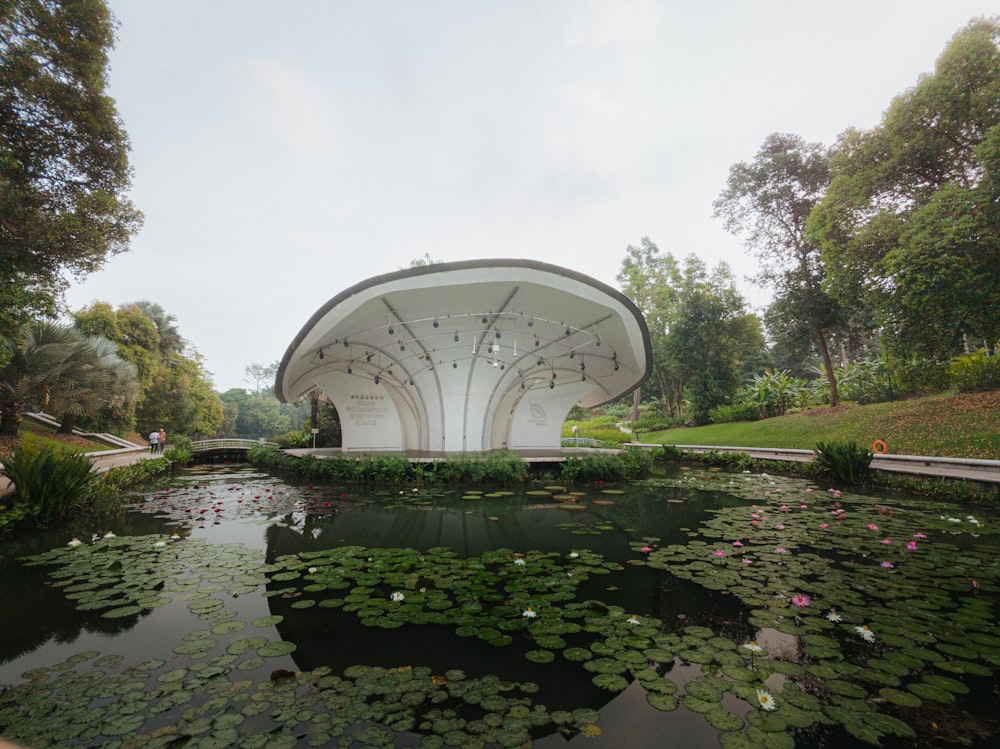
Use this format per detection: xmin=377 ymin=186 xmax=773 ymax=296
xmin=815 ymin=328 xmax=839 ymax=407
xmin=0 ymin=399 xmax=22 ymax=437
xmin=631 ymin=388 xmax=640 ymax=422
xmin=58 ymin=413 xmax=77 ymax=434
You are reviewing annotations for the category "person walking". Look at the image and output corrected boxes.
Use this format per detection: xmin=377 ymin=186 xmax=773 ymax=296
xmin=148 ymin=429 xmax=159 ymax=454
xmin=158 ymin=428 xmax=167 ymax=453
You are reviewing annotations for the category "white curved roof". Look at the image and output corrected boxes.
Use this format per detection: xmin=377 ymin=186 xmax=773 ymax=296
xmin=275 ymin=259 xmax=650 ymax=453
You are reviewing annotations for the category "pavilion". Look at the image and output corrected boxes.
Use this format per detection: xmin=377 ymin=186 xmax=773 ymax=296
xmin=274 ymin=259 xmax=651 ymax=454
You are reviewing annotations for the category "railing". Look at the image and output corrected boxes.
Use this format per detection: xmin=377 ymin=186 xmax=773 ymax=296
xmin=190 ymin=439 xmax=278 ymax=453
xmin=560 ymin=437 xmax=605 ymax=448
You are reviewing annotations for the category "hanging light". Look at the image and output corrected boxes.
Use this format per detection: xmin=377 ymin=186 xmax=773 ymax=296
xmin=343 ymin=340 xmax=350 ymax=348
xmin=495 ymin=330 xmax=501 ymax=339
xmin=433 ymin=319 xmax=439 ymax=328
xmin=564 ymin=325 xmax=571 ymax=336
xmin=318 ymin=348 xmax=325 ymax=360
xmin=453 ymin=331 xmax=459 ymax=342
xmin=374 ymin=374 xmax=380 ymax=385
xmin=388 ymin=325 xmax=394 ymax=335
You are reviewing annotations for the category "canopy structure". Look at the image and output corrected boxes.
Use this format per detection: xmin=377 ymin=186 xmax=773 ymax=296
xmin=275 ymin=259 xmax=651 ymax=453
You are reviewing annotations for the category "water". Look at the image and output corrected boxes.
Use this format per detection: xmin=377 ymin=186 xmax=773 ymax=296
xmin=1 ymin=465 xmax=998 ymax=748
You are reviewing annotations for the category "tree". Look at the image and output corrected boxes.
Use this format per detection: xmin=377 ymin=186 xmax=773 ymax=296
xmin=244 ymin=361 xmax=279 ymax=396
xmin=0 ymin=0 xmax=142 ymax=344
xmin=714 ymin=133 xmax=847 ymax=405
xmin=0 ymin=320 xmax=79 ymax=435
xmin=71 ymin=300 xmax=220 ymax=437
xmin=666 ymin=258 xmax=764 ymax=424
xmin=811 ymin=19 xmax=1000 ymax=359
xmin=135 ymin=354 xmax=223 ymax=438
xmin=49 ymin=335 xmax=138 ymax=434
xmin=616 ymin=238 xmax=684 ymax=417
xmin=132 ymin=300 xmax=185 ymax=357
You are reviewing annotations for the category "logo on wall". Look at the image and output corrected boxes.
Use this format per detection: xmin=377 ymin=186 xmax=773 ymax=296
xmin=528 ymin=401 xmax=547 ymax=426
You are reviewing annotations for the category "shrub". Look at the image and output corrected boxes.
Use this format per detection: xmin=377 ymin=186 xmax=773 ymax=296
xmin=275 ymin=430 xmax=311 ymax=449
xmin=559 ymin=447 xmax=652 ymax=483
xmin=948 ymin=350 xmax=1000 ymax=392
xmin=708 ymin=403 xmax=762 ymax=424
xmin=813 ymin=440 xmax=873 ymax=485
xmin=1 ymin=440 xmax=95 ymax=525
xmin=836 ymin=358 xmax=895 ymax=404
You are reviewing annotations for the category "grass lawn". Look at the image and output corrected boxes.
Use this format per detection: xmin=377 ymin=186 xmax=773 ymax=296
xmin=0 ymin=419 xmax=118 ymax=461
xmin=638 ymin=390 xmax=1000 ymax=459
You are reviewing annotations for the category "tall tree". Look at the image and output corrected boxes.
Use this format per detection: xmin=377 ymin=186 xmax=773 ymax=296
xmin=244 ymin=361 xmax=279 ymax=396
xmin=616 ymin=238 xmax=684 ymax=417
xmin=666 ymin=257 xmax=764 ymax=424
xmin=0 ymin=0 xmax=142 ymax=344
xmin=132 ymin=300 xmax=185 ymax=357
xmin=811 ymin=19 xmax=1000 ymax=359
xmin=714 ymin=133 xmax=846 ymax=405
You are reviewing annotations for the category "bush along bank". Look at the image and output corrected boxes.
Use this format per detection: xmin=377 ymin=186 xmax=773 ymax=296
xmin=0 ymin=446 xmax=183 ymax=536
xmin=246 ymin=445 xmax=656 ymax=486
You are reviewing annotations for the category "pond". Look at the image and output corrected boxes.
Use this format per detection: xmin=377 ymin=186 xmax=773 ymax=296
xmin=0 ymin=465 xmax=998 ymax=748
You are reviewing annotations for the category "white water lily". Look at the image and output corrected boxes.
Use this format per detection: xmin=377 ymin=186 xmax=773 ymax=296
xmin=308 ymin=567 xmax=318 ymax=574
xmin=742 ymin=641 xmax=764 ymax=654
xmin=855 ymin=624 xmax=876 ymax=642
xmin=153 ymin=540 xmax=167 ymax=548
xmin=390 ymin=591 xmax=405 ymax=602
xmin=825 ymin=610 xmax=842 ymax=622
xmin=513 ymin=558 xmax=526 ymax=566
xmin=67 ymin=538 xmax=82 ymax=548
xmin=522 ymin=607 xmax=537 ymax=618
xmin=627 ymin=616 xmax=640 ymax=626
xmin=103 ymin=531 xmax=116 ymax=538
xmin=569 ymin=552 xmax=579 ymax=559
xmin=756 ymin=689 xmax=777 ymax=711
xmin=170 ymin=533 xmax=180 ymax=540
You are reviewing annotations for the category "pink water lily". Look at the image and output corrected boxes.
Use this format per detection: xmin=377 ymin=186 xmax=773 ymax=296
xmin=791 ymin=594 xmax=810 ymax=607
xmin=774 ymin=547 xmax=788 ymax=554
xmin=881 ymin=561 xmax=894 ymax=569
xmin=732 ymin=540 xmax=744 ymax=547
xmin=713 ymin=549 xmax=726 ymax=557
xmin=880 ymin=538 xmax=892 ymax=544
xmin=906 ymin=540 xmax=918 ymax=551
xmin=868 ymin=523 xmax=879 ymax=531
xmin=819 ymin=523 xmax=829 ymax=529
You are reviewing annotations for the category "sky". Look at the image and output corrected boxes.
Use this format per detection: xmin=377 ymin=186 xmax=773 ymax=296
xmin=63 ymin=0 xmax=1000 ymax=393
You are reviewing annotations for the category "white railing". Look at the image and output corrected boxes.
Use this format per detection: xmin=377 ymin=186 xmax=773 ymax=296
xmin=190 ymin=439 xmax=278 ymax=452
xmin=560 ymin=437 xmax=605 ymax=448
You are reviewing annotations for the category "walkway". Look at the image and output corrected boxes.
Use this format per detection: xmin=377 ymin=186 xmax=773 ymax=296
xmin=632 ymin=443 xmax=1000 ymax=485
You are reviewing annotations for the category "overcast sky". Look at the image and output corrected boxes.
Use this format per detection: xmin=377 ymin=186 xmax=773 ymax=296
xmin=64 ymin=0 xmax=999 ymax=393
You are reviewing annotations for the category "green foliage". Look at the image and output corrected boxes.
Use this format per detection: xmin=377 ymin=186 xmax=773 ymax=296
xmin=708 ymin=402 xmax=761 ymax=424
xmin=0 ymin=0 xmax=143 ymax=342
xmin=93 ymin=456 xmax=173 ymax=499
xmin=559 ymin=447 xmax=652 ymax=483
xmin=274 ymin=429 xmax=312 ymax=448
xmin=814 ymin=19 xmax=1000 ymax=361
xmin=948 ymin=350 xmax=1000 ymax=392
xmin=813 ymin=440 xmax=873 ymax=485
xmin=834 ymin=358 xmax=892 ymax=404
xmin=737 ymin=369 xmax=809 ymax=417
xmin=715 ymin=132 xmax=847 ymax=406
xmin=889 ymin=356 xmax=950 ymax=395
xmin=0 ymin=438 xmax=95 ymax=524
